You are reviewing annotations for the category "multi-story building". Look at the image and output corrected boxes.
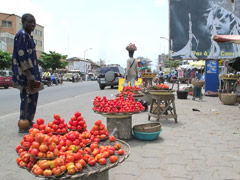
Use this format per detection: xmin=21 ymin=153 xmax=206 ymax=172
xmin=0 ymin=12 xmax=44 ymax=58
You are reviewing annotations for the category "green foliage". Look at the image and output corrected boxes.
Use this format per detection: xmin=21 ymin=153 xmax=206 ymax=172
xmin=38 ymin=51 xmax=68 ymax=71
xmin=163 ymin=60 xmax=182 ymax=68
xmin=0 ymin=50 xmax=12 ymax=69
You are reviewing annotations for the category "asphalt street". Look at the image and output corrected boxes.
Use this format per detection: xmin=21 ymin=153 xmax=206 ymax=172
xmin=0 ymin=81 xmax=108 ymax=118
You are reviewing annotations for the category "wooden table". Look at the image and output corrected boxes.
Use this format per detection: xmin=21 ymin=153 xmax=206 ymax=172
xmin=148 ymin=90 xmax=177 ymax=123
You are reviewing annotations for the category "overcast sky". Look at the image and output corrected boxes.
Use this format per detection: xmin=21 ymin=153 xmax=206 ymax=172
xmin=1 ymin=0 xmax=169 ymax=68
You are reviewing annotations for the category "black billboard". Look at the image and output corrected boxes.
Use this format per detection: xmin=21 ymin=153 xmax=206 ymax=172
xmin=169 ymin=0 xmax=240 ymax=60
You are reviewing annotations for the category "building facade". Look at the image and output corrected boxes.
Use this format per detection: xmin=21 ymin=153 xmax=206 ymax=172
xmin=67 ymin=57 xmax=91 ymax=74
xmin=0 ymin=12 xmax=44 ymax=58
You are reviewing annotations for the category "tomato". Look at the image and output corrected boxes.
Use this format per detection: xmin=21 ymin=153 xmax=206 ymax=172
xmin=109 ymin=136 xmax=116 ymax=142
xmin=74 ymin=111 xmax=81 ymax=117
xmin=43 ymin=169 xmax=52 ymax=176
xmin=118 ymin=149 xmax=125 ymax=155
xmin=75 ymin=162 xmax=82 ymax=172
xmin=78 ymin=159 xmax=86 ymax=168
xmin=33 ymin=167 xmax=43 ymax=175
xmin=39 ymin=144 xmax=48 ymax=153
xmin=36 ymin=118 xmax=44 ymax=125
xmin=94 ymin=120 xmax=102 ymax=126
xmin=114 ymin=143 xmax=121 ymax=150
xmin=84 ymin=147 xmax=91 ymax=154
xmin=88 ymin=157 xmax=96 ymax=166
xmin=83 ymin=154 xmax=91 ymax=162
xmin=92 ymin=149 xmax=100 ymax=157
xmin=66 ymin=154 xmax=75 ymax=163
xmin=73 ymin=152 xmax=82 ymax=160
xmin=30 ymin=148 xmax=39 ymax=156
xmin=110 ymin=155 xmax=118 ymax=163
xmin=54 ymin=114 xmax=61 ymax=120
xmin=52 ymin=167 xmax=61 ymax=175
xmin=16 ymin=157 xmax=22 ymax=164
xmin=90 ymin=143 xmax=98 ymax=150
xmin=98 ymin=158 xmax=107 ymax=165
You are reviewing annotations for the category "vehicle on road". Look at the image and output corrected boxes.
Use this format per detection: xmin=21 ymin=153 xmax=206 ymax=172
xmin=97 ymin=65 xmax=125 ymax=90
xmin=63 ymin=73 xmax=73 ymax=81
xmin=0 ymin=70 xmax=12 ymax=89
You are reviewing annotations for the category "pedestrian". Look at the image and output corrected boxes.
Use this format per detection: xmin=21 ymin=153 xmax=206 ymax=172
xmin=125 ymin=43 xmax=138 ymax=87
xmin=12 ymin=13 xmax=43 ymax=133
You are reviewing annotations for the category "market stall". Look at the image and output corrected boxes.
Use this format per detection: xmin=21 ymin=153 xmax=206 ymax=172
xmin=93 ymin=95 xmax=145 ymax=140
xmin=213 ymin=35 xmax=240 ymax=105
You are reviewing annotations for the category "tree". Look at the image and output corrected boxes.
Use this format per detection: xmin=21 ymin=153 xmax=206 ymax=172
xmin=97 ymin=59 xmax=106 ymax=67
xmin=163 ymin=60 xmax=182 ymax=68
xmin=38 ymin=51 xmax=68 ymax=71
xmin=0 ymin=50 xmax=12 ymax=69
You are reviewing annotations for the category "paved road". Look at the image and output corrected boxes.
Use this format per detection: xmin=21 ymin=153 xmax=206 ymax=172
xmin=0 ymin=82 xmax=239 ymax=180
xmin=0 ymin=81 xmax=105 ymax=117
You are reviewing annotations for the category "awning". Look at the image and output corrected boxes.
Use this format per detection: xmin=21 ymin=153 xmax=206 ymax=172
xmin=212 ymin=35 xmax=240 ymax=44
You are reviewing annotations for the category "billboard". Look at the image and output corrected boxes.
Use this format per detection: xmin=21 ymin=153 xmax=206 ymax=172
xmin=169 ymin=0 xmax=240 ymax=60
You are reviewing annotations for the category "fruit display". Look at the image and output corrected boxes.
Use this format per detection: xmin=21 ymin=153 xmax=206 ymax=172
xmin=68 ymin=112 xmax=87 ymax=132
xmin=15 ymin=115 xmax=130 ymax=178
xmin=90 ymin=120 xmax=109 ymax=140
xmin=157 ymin=84 xmax=169 ymax=90
xmin=222 ymin=74 xmax=240 ymax=79
xmin=122 ymin=86 xmax=141 ymax=92
xmin=92 ymin=95 xmax=145 ymax=114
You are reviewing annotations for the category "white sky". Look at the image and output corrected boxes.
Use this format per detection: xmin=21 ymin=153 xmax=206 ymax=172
xmin=1 ymin=0 xmax=169 ymax=68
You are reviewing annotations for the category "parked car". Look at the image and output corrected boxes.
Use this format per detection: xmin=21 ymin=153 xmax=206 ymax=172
xmin=97 ymin=65 xmax=125 ymax=90
xmin=63 ymin=73 xmax=73 ymax=81
xmin=0 ymin=70 xmax=12 ymax=89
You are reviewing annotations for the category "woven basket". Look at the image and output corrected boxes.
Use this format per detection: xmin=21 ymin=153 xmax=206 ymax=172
xmin=221 ymin=93 xmax=237 ymax=105
xmin=133 ymin=123 xmax=162 ymax=133
xmin=192 ymin=80 xmax=204 ymax=87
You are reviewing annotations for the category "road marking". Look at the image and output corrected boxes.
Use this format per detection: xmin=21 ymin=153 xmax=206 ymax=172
xmin=0 ymin=90 xmax=102 ymax=120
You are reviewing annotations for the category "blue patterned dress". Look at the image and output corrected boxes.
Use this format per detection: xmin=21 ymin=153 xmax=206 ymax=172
xmin=12 ymin=29 xmax=41 ymax=122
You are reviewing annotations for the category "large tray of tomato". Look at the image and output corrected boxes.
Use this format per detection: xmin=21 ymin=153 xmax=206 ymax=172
xmin=92 ymin=95 xmax=145 ymax=115
xmin=57 ymin=138 xmax=130 ymax=179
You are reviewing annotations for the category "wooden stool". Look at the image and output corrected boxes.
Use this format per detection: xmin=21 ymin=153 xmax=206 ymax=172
xmin=148 ymin=94 xmax=177 ymax=123
xmin=223 ymin=79 xmax=238 ymax=93
xmin=143 ymin=78 xmax=153 ymax=87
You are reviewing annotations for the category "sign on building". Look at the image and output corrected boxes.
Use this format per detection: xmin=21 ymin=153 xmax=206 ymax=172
xmin=169 ymin=0 xmax=240 ymax=60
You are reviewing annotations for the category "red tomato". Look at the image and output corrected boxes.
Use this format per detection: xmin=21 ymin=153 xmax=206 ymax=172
xmin=110 ymin=155 xmax=118 ymax=163
xmin=98 ymin=158 xmax=107 ymax=165
xmin=36 ymin=118 xmax=44 ymax=125
xmin=114 ymin=143 xmax=121 ymax=150
xmin=54 ymin=114 xmax=61 ymax=120
xmin=88 ymin=157 xmax=96 ymax=166
xmin=118 ymin=149 xmax=125 ymax=155
xmin=74 ymin=111 xmax=81 ymax=118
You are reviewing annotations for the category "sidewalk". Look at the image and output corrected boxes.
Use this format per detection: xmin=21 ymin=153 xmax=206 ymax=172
xmin=0 ymin=88 xmax=239 ymax=180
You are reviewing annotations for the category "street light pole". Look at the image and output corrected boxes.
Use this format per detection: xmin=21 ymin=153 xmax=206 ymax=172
xmin=84 ymin=48 xmax=92 ymax=60
xmin=160 ymin=37 xmax=172 ymax=72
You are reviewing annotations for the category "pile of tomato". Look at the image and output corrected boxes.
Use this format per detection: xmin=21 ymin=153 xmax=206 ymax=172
xmin=93 ymin=95 xmax=145 ymax=113
xmin=157 ymin=84 xmax=169 ymax=89
xmin=16 ymin=117 xmax=125 ymax=177
xmin=122 ymin=86 xmax=141 ymax=92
